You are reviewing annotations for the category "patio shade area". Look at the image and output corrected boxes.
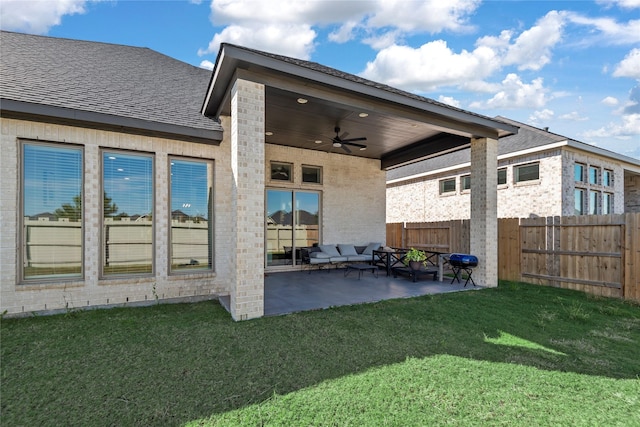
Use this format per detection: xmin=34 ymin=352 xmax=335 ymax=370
xmin=260 ymin=269 xmax=477 ymax=316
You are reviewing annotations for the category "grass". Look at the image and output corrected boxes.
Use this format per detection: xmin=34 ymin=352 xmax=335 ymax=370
xmin=1 ymin=281 xmax=639 ymax=426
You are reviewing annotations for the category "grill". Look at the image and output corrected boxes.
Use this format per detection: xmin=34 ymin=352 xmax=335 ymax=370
xmin=448 ymin=253 xmax=478 ymax=287
xmin=448 ymin=253 xmax=478 ymax=268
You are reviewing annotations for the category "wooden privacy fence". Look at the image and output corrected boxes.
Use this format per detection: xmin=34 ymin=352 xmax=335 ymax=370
xmin=387 ymin=213 xmax=640 ymax=302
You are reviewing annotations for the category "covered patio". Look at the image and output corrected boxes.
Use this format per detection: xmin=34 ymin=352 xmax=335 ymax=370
xmin=261 ymin=268 xmax=475 ymax=316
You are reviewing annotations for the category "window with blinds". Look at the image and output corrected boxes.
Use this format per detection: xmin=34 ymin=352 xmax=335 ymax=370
xmin=22 ymin=142 xmax=83 ymax=280
xmin=170 ymin=158 xmax=213 ymax=273
xmin=102 ymin=151 xmax=154 ymax=276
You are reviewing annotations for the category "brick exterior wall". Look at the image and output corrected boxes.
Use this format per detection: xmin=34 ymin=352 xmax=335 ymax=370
xmin=265 ymin=144 xmax=387 ymax=247
xmin=1 ymin=117 xmax=233 ymax=316
xmin=387 ymin=147 xmax=635 ymax=224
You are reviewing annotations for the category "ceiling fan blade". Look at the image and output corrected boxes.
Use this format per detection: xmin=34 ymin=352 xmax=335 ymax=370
xmin=341 ymin=137 xmax=367 ymax=143
xmin=340 ymin=144 xmax=352 ymax=154
xmin=339 ymin=131 xmax=349 ymax=140
xmin=342 ymin=141 xmax=367 ymax=149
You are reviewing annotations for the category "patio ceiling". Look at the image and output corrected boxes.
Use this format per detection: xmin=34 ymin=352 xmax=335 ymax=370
xmin=203 ymin=44 xmax=518 ymax=170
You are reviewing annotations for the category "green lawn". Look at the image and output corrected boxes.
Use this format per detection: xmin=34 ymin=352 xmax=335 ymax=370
xmin=1 ymin=282 xmax=639 ymax=426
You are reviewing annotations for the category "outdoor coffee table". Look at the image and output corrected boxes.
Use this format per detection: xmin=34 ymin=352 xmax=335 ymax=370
xmin=344 ymin=263 xmax=378 ymax=279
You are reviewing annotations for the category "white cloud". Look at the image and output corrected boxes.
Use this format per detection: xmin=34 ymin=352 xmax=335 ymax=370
xmin=199 ymin=60 xmax=214 ymax=70
xmin=596 ymin=0 xmax=640 ymax=9
xmin=365 ymin=0 xmax=480 ymax=33
xmin=559 ymin=111 xmax=589 ymax=121
xmin=0 ymin=0 xmax=88 ymax=34
xmin=613 ymin=48 xmax=640 ymax=79
xmin=529 ymin=109 xmax=555 ymax=125
xmin=566 ymin=14 xmax=640 ymax=45
xmin=360 ymin=41 xmax=500 ymax=92
xmin=198 ymin=24 xmax=317 ymax=59
xmin=328 ymin=20 xmax=359 ymax=43
xmin=470 ymin=74 xmax=550 ymax=110
xmin=602 ymin=96 xmax=620 ymax=106
xmin=437 ymin=96 xmax=461 ymax=108
xmin=502 ymin=11 xmax=566 ymax=71
xmin=582 ymin=113 xmax=640 ymax=138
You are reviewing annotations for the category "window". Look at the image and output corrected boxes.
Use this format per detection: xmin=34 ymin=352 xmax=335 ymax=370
xmin=439 ymin=178 xmax=456 ymax=194
xmin=461 ymin=175 xmax=471 ymax=191
xmin=497 ymin=168 xmax=507 ymax=186
xmin=270 ymin=162 xmax=292 ymax=182
xmin=22 ymin=142 xmax=83 ymax=280
xmin=603 ymin=192 xmax=613 ymax=214
xmin=603 ymin=169 xmax=612 ymax=187
xmin=589 ymin=166 xmax=599 ymax=185
xmin=574 ymin=163 xmax=585 ymax=182
xmin=302 ymin=165 xmax=322 ymax=184
xmin=515 ymin=163 xmax=539 ymax=183
xmin=574 ymin=189 xmax=585 ymax=215
xmin=170 ymin=158 xmax=213 ymax=273
xmin=589 ymin=190 xmax=598 ymax=215
xmin=102 ymin=151 xmax=154 ymax=276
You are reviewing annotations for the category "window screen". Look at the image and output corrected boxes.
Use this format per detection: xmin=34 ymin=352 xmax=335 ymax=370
xmin=515 ymin=163 xmax=539 ymax=182
xmin=22 ymin=143 xmax=83 ymax=280
xmin=439 ymin=178 xmax=456 ymax=194
xmin=497 ymin=168 xmax=507 ymax=186
xmin=102 ymin=151 xmax=153 ymax=276
xmin=461 ymin=175 xmax=471 ymax=191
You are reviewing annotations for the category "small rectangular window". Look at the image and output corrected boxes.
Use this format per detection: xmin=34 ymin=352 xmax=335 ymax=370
xmin=574 ymin=163 xmax=585 ymax=182
xmin=603 ymin=192 xmax=613 ymax=214
xmin=439 ymin=178 xmax=456 ymax=194
xmin=302 ymin=165 xmax=322 ymax=184
xmin=589 ymin=166 xmax=598 ymax=185
xmin=102 ymin=151 xmax=154 ymax=276
xmin=515 ymin=163 xmax=539 ymax=183
xmin=574 ymin=189 xmax=585 ymax=215
xmin=461 ymin=175 xmax=471 ymax=191
xmin=22 ymin=142 xmax=83 ymax=280
xmin=589 ymin=190 xmax=598 ymax=215
xmin=270 ymin=162 xmax=292 ymax=182
xmin=497 ymin=168 xmax=507 ymax=186
xmin=170 ymin=158 xmax=213 ymax=273
xmin=602 ymin=169 xmax=612 ymax=187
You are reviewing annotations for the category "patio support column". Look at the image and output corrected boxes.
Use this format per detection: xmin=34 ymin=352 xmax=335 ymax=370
xmin=229 ymin=78 xmax=265 ymax=320
xmin=470 ymin=137 xmax=498 ymax=287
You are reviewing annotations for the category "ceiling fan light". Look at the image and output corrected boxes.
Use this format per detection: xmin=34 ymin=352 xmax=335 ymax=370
xmin=359 ymin=146 xmax=366 ymax=151
xmin=297 ymin=98 xmax=308 ymax=104
xmin=314 ymin=140 xmax=322 ymax=144
xmin=332 ymin=142 xmax=342 ymax=148
xmin=358 ymin=112 xmax=369 ymax=118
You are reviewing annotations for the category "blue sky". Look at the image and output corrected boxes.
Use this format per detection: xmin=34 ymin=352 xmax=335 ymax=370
xmin=2 ymin=0 xmax=639 ymax=159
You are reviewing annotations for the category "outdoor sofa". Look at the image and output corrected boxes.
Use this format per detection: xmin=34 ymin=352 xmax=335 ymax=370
xmin=302 ymin=242 xmax=381 ymax=272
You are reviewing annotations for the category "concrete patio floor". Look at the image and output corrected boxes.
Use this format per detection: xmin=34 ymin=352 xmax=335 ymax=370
xmin=263 ymin=267 xmax=478 ymax=316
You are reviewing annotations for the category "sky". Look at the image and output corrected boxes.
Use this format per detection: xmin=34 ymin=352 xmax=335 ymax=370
xmin=1 ymin=0 xmax=639 ymax=160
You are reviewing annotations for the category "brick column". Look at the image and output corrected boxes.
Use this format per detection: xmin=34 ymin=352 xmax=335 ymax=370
xmin=229 ymin=78 xmax=265 ymax=320
xmin=470 ymin=137 xmax=498 ymax=287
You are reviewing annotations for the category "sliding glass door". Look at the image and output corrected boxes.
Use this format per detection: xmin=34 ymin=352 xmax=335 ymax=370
xmin=266 ymin=190 xmax=320 ymax=267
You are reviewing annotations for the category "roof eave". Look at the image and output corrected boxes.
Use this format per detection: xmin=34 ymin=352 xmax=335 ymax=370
xmin=202 ymin=44 xmax=518 ymax=138
xmin=2 ymin=99 xmax=223 ymax=144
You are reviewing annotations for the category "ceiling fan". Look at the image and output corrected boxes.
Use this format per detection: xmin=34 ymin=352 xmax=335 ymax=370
xmin=330 ymin=126 xmax=367 ymax=153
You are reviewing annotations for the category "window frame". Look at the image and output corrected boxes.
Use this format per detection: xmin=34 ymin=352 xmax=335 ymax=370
xmin=589 ymin=190 xmax=599 ymax=215
xmin=301 ymin=165 xmax=322 ymax=184
xmin=574 ymin=163 xmax=585 ymax=182
xmin=169 ymin=157 xmax=214 ymax=275
xmin=460 ymin=175 xmax=471 ymax=192
xmin=497 ymin=168 xmax=507 ymax=186
xmin=603 ymin=192 xmax=613 ymax=214
xmin=270 ymin=161 xmax=293 ymax=182
xmin=101 ymin=149 xmax=155 ymax=278
xmin=588 ymin=166 xmax=599 ymax=185
xmin=514 ymin=162 xmax=540 ymax=184
xmin=20 ymin=140 xmax=85 ymax=283
xmin=439 ymin=178 xmax=456 ymax=195
xmin=602 ymin=169 xmax=613 ymax=187
xmin=574 ymin=188 xmax=585 ymax=215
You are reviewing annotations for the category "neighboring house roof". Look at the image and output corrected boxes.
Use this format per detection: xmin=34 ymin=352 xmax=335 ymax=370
xmin=387 ymin=116 xmax=640 ymax=182
xmin=0 ymin=31 xmax=222 ymax=143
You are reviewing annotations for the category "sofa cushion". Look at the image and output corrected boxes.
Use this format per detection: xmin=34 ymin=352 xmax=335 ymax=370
xmin=362 ymin=242 xmax=382 ymax=255
xmin=346 ymin=255 xmax=368 ymax=262
xmin=338 ymin=244 xmax=358 ymax=256
xmin=310 ymin=252 xmax=331 ymax=259
xmin=319 ymin=244 xmax=341 ymax=257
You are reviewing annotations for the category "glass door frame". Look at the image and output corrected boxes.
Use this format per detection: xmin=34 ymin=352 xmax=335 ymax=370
xmin=265 ymin=188 xmax=321 ymax=269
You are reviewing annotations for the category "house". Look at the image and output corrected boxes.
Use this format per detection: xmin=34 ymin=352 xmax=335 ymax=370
xmin=387 ymin=117 xmax=640 ymax=222
xmin=1 ymin=31 xmax=517 ymax=320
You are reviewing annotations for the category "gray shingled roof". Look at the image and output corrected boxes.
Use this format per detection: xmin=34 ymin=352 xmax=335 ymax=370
xmin=1 ymin=31 xmax=221 ymax=140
